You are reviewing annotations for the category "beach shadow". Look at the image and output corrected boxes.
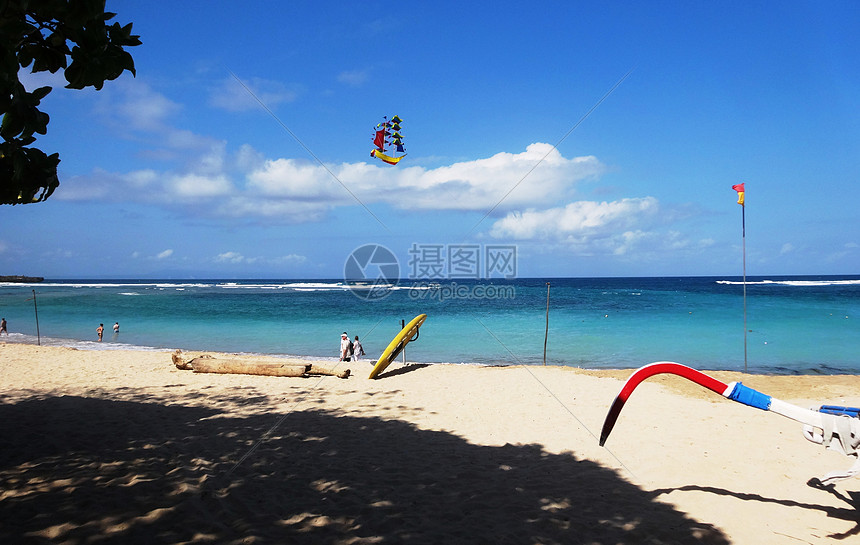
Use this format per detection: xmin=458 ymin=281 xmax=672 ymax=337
xmin=0 ymin=393 xmax=731 ymax=544
xmin=375 ymin=363 xmax=431 ymax=379
xmin=651 ymin=484 xmax=860 ymax=540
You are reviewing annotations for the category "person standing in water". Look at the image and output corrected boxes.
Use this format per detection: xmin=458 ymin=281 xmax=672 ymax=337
xmin=97 ymin=323 xmax=104 ymax=342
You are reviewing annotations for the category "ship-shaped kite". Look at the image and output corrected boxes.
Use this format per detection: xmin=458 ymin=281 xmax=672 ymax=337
xmin=371 ymin=115 xmax=406 ymax=165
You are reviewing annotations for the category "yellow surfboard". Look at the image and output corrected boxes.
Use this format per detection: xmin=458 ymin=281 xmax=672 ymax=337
xmin=368 ymin=314 xmax=427 ymax=379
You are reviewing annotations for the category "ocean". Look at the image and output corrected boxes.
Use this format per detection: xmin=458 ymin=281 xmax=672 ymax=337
xmin=1 ymin=276 xmax=858 ymax=374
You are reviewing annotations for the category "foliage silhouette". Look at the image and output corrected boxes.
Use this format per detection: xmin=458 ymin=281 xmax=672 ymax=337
xmin=0 ymin=0 xmax=140 ymax=204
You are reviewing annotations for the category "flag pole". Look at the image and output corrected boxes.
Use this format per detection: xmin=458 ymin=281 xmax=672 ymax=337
xmin=741 ymin=205 xmax=747 ymax=373
xmin=732 ymin=183 xmax=747 ymax=373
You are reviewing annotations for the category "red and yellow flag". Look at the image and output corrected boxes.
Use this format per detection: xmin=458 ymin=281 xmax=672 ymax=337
xmin=732 ymin=183 xmax=745 ymax=206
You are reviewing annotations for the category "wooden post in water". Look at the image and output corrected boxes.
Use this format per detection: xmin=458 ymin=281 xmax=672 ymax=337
xmin=28 ymin=289 xmax=41 ymax=346
xmin=543 ymin=282 xmax=550 ymax=366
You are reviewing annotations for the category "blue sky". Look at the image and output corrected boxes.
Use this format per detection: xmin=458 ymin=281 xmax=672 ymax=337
xmin=2 ymin=0 xmax=858 ymax=279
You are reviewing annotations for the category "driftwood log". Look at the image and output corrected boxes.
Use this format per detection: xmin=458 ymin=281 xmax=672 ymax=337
xmin=172 ymin=351 xmax=350 ymax=378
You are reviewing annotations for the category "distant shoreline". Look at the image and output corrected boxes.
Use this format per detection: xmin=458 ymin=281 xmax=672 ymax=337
xmin=3 ymin=336 xmax=859 ymax=377
xmin=0 ymin=275 xmax=44 ymax=283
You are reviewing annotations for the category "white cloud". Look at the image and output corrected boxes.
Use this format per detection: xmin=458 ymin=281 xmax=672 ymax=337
xmin=58 ymin=142 xmax=609 ymax=224
xmin=57 ymin=169 xmax=151 ymax=201
xmin=274 ymin=254 xmax=307 ymax=264
xmin=216 ymin=251 xmax=245 ymax=263
xmin=129 ymin=249 xmax=175 ymax=261
xmin=487 ymin=197 xmax=671 ymax=256
xmin=662 ymin=230 xmax=690 ymax=251
xmin=248 ymin=158 xmax=348 ymax=201
xmin=337 ymin=70 xmax=370 ymax=87
xmin=611 ymin=230 xmax=649 ymax=255
xmin=214 ymin=195 xmax=329 ymax=222
xmin=826 ymin=241 xmax=859 ymax=263
xmin=209 ymin=76 xmax=299 ymax=112
xmin=245 ymin=143 xmax=604 ymax=213
xmin=236 ymin=144 xmax=265 ymax=171
xmin=393 ymin=144 xmax=604 ymax=210
xmin=106 ymin=80 xmax=181 ymax=132
xmin=165 ymin=129 xmax=221 ymax=152
xmin=214 ymin=251 xmax=306 ymax=266
xmin=58 ymin=168 xmax=233 ymax=203
xmin=86 ymin=79 xmax=229 ymax=179
xmin=56 ymin=169 xmax=122 ymax=200
xmin=489 ymin=197 xmax=659 ymax=240
xmin=168 ymin=173 xmax=233 ymax=198
xmin=126 ymin=169 xmax=159 ymax=189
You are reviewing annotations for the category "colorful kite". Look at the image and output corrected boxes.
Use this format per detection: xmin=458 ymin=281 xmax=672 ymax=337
xmin=371 ymin=115 xmax=406 ymax=165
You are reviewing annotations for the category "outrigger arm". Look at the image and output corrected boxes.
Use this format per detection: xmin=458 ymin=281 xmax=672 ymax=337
xmin=600 ymin=362 xmax=860 ymax=485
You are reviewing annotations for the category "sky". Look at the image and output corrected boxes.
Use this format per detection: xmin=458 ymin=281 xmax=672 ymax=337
xmin=2 ymin=0 xmax=858 ymax=279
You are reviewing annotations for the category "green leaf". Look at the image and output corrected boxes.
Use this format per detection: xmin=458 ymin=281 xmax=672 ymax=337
xmin=1 ymin=0 xmax=139 ymax=204
xmin=1 ymin=110 xmax=23 ymax=140
xmin=31 ymin=85 xmax=52 ymax=101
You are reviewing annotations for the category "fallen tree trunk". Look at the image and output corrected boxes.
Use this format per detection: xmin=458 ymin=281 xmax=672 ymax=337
xmin=309 ymin=365 xmax=351 ymax=379
xmin=190 ymin=359 xmax=309 ymax=377
xmin=172 ymin=351 xmax=349 ymax=378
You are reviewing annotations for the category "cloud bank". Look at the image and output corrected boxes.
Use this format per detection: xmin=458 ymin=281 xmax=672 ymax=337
xmin=57 ymin=79 xmax=690 ymax=258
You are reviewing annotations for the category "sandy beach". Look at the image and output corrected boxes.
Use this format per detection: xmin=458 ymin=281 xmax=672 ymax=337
xmin=1 ymin=342 xmax=858 ymax=544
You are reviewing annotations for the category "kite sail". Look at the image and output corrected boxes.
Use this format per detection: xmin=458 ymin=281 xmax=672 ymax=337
xmin=371 ymin=115 xmax=406 ymax=165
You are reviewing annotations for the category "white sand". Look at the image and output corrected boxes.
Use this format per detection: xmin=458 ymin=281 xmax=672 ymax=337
xmin=1 ymin=343 xmax=858 ymax=543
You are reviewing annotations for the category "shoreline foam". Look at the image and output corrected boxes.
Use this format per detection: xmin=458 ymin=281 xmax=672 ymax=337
xmin=3 ymin=334 xmax=859 ymax=376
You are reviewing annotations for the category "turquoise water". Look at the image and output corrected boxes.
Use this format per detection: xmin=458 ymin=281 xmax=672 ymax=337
xmin=1 ymin=276 xmax=857 ymax=374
